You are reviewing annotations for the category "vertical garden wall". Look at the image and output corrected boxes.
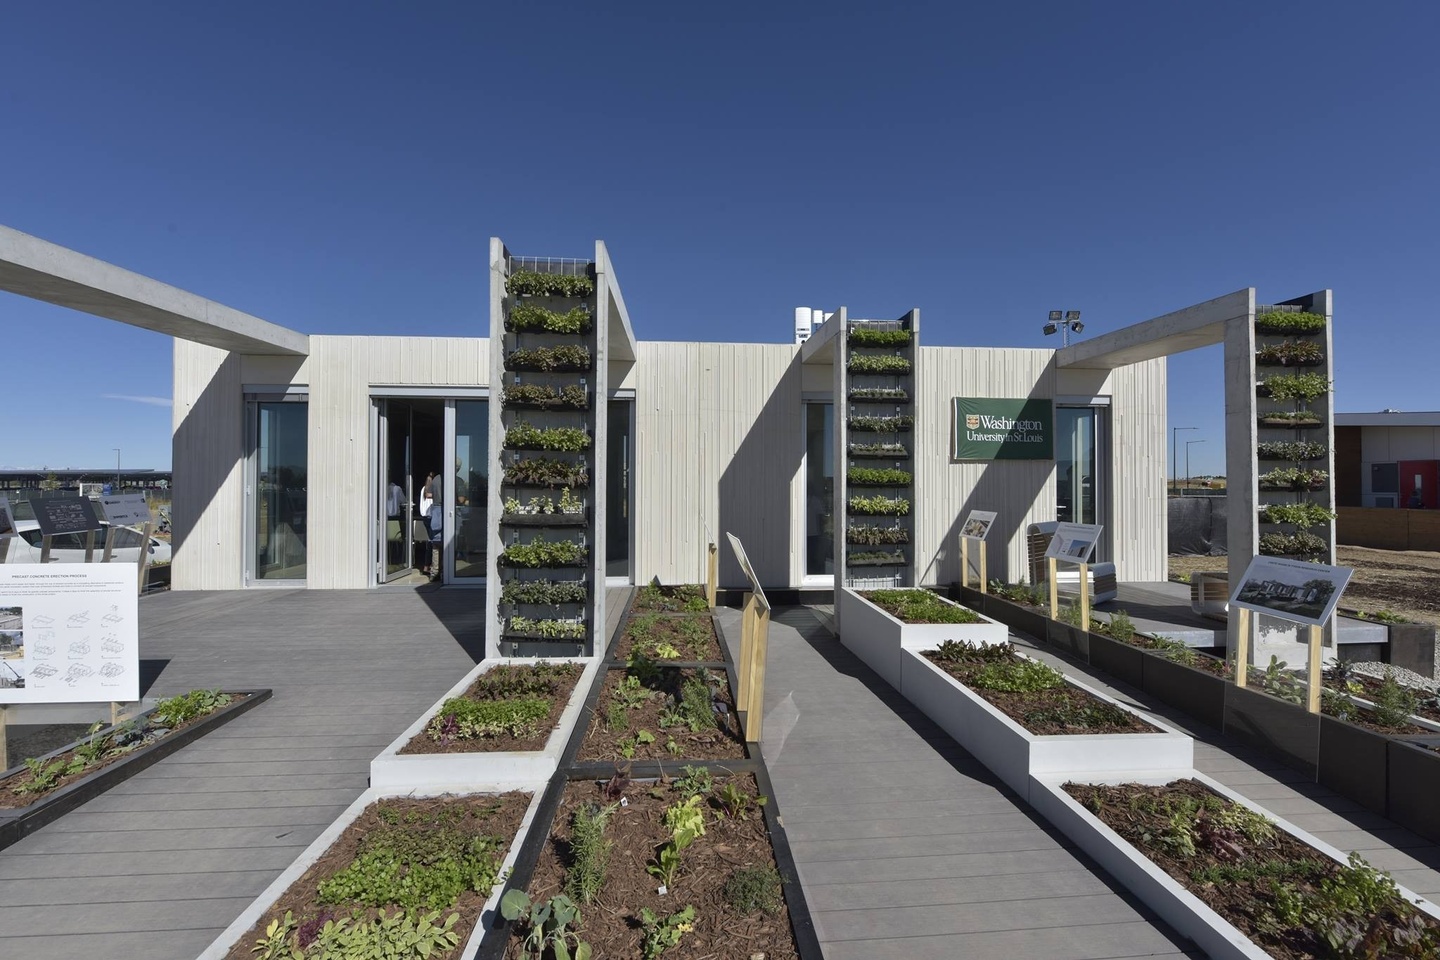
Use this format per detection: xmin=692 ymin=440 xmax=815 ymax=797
xmin=486 ymin=245 xmax=606 ymax=657
xmin=836 ymin=310 xmax=920 ymax=589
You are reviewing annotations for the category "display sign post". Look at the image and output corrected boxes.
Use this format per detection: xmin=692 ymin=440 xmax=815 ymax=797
xmin=706 ymin=542 xmax=718 ymax=610
xmin=99 ymin=494 xmax=156 ymax=593
xmin=726 ymin=532 xmax=770 ymax=744
xmin=1044 ymin=523 xmax=1103 ymax=623
xmin=959 ymin=510 xmax=997 ymax=592
xmin=1229 ymin=556 xmax=1354 ymax=714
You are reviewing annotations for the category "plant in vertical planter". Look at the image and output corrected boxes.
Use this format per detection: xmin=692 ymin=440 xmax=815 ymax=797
xmin=503 ymin=384 xmax=591 ymax=410
xmin=506 ymin=302 xmax=594 ymax=334
xmin=504 ymin=345 xmax=593 ymax=373
xmin=1256 ymin=339 xmax=1325 ymax=366
xmin=847 ymin=327 xmax=911 ymax=347
xmin=1254 ymin=310 xmax=1326 ymax=335
xmin=846 ymin=354 xmax=911 ymax=375
xmin=1259 ymin=502 xmax=1336 ymax=526
xmin=505 ymin=271 xmax=595 ymax=298
xmin=848 ymin=414 xmax=913 ymax=432
xmin=1256 ymin=372 xmax=1332 ymax=402
xmin=1257 ymin=440 xmax=1327 ymax=461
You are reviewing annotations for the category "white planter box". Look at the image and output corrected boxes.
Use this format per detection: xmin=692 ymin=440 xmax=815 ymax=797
xmin=899 ymin=647 xmax=1193 ymax=802
xmin=197 ymin=785 xmax=545 ymax=960
xmin=1030 ymin=771 xmax=1440 ymax=960
xmin=838 ymin=587 xmax=1007 ymax=690
xmin=371 ymin=657 xmax=600 ymax=791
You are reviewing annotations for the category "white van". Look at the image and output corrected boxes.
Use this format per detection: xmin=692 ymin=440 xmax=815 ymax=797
xmin=5 ymin=520 xmax=171 ymax=565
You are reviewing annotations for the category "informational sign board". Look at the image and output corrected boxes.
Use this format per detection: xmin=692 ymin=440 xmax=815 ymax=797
xmin=31 ymin=497 xmax=102 ymax=537
xmin=1229 ymin=555 xmax=1354 ymax=629
xmin=98 ymin=493 xmax=153 ymax=527
xmin=961 ymin=510 xmax=997 ymax=540
xmin=1045 ymin=522 xmax=1103 ymax=563
xmin=0 ymin=497 xmax=15 ymax=539
xmin=952 ymin=398 xmax=1054 ymax=461
xmin=0 ymin=565 xmax=140 ymax=703
xmin=726 ymin=531 xmax=767 ymax=605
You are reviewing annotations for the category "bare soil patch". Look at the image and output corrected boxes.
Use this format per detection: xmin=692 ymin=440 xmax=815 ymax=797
xmin=1169 ymin=546 xmax=1440 ymax=627
xmin=507 ymin=774 xmax=798 ymax=960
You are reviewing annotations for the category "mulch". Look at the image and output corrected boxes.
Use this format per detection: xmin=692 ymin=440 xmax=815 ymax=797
xmin=1065 ymin=779 xmax=1440 ymax=959
xmin=610 ymin=612 xmax=724 ymax=662
xmin=397 ymin=664 xmax=583 ymax=755
xmin=922 ymin=653 xmax=1156 ymax=735
xmin=222 ymin=792 xmax=532 ymax=960
xmin=0 ymin=694 xmax=251 ymax=809
xmin=578 ymin=668 xmax=746 ymax=762
xmin=506 ymin=774 xmax=799 ymax=960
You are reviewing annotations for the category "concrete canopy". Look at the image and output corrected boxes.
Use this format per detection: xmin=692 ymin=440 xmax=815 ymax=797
xmin=0 ymin=224 xmax=308 ymax=356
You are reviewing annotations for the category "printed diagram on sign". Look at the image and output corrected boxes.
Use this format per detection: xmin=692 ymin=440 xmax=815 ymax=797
xmin=30 ymin=614 xmax=54 ymax=627
xmin=65 ymin=663 xmax=94 ymax=685
xmin=102 ymin=607 xmax=123 ymax=626
xmin=67 ymin=611 xmax=90 ymax=627
xmin=33 ymin=643 xmax=56 ymax=657
xmin=100 ymin=662 xmax=125 ymax=679
xmin=36 ymin=629 xmax=55 ymax=644
xmin=68 ymin=639 xmax=91 ymax=657
xmin=32 ymin=663 xmax=57 ymax=679
xmin=101 ymin=636 xmax=124 ymax=657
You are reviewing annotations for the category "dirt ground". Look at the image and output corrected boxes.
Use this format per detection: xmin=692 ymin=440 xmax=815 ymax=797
xmin=1169 ymin=546 xmax=1440 ymax=627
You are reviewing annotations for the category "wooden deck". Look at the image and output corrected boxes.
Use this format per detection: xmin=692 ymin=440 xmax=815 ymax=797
xmin=2 ymin=588 xmax=1437 ymax=959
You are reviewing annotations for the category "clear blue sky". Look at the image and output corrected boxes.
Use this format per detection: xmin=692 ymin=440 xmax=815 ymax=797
xmin=2 ymin=1 xmax=1437 ymax=475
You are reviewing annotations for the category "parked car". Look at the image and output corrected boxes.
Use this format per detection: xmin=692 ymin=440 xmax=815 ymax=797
xmin=4 ymin=520 xmax=171 ymax=565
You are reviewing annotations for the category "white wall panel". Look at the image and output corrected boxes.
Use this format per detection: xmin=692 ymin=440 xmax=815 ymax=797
xmin=172 ymin=339 xmax=246 ymax=590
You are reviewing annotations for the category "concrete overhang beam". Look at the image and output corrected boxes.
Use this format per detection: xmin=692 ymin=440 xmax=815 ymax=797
xmin=0 ymin=225 xmax=309 ymax=356
xmin=1056 ymin=289 xmax=1253 ymax=369
xmin=799 ymin=306 xmax=845 ymax=364
xmin=596 ymin=241 xmax=636 ymax=364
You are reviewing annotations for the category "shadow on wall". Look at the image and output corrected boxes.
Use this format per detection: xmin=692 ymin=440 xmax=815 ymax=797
xmin=717 ymin=357 xmax=803 ymax=589
xmin=170 ymin=349 xmax=243 ymax=574
xmin=919 ymin=373 xmax=1056 ymax=587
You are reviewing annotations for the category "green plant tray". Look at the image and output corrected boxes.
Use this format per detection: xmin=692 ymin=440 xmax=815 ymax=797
xmin=499 ymin=559 xmax=588 ymax=569
xmin=847 ymin=556 xmax=908 ymax=567
xmin=502 ymin=398 xmax=591 ymax=411
xmin=1258 ymin=417 xmax=1325 ymax=429
xmin=500 ymin=513 xmax=587 ymax=527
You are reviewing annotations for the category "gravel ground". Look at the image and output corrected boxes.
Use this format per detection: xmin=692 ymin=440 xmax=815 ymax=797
xmin=1169 ymin=544 xmax=1440 ymax=628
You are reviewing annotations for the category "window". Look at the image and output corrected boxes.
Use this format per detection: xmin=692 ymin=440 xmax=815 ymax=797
xmin=805 ymin=402 xmax=834 ymax=577
xmin=1372 ymin=463 xmax=1399 ymax=494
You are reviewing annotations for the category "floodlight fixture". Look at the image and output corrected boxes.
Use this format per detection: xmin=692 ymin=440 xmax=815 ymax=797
xmin=1043 ymin=309 xmax=1085 ymax=347
xmin=1065 ymin=311 xmax=1081 ymax=323
xmin=1048 ymin=310 xmax=1063 ymax=323
xmin=1043 ymin=321 xmax=1059 ymax=335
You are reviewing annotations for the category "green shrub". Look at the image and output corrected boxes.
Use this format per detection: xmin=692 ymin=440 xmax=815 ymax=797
xmin=506 ymin=302 xmax=593 ymax=334
xmin=1254 ymin=310 xmax=1325 ymax=334
xmin=503 ymin=383 xmax=590 ymax=410
xmin=1372 ymin=670 xmax=1420 ymax=729
xmin=847 ymin=466 xmax=911 ymax=486
xmin=506 ymin=270 xmax=595 ymax=298
xmin=678 ymin=674 xmax=719 ymax=732
xmin=151 ymin=689 xmax=231 ymax=727
xmin=1106 ymin=609 xmax=1136 ymax=643
xmin=863 ymin=588 xmax=981 ymax=624
xmin=426 ymin=697 xmax=551 ymax=740
xmin=846 ymin=355 xmax=911 ymax=375
xmin=847 ymin=327 xmax=911 ymax=347
xmin=505 ymin=421 xmax=591 ymax=452
xmin=504 ymin=344 xmax=592 ymax=371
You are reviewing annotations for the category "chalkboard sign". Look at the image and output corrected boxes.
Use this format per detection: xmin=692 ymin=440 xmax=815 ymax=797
xmin=32 ymin=497 xmax=102 ymax=537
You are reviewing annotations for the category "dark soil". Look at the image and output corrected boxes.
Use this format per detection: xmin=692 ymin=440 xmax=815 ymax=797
xmin=1122 ymin=633 xmax=1232 ymax=677
xmin=506 ymin=774 xmax=798 ymax=960
xmin=0 ymin=694 xmax=250 ymax=809
xmin=611 ymin=612 xmax=724 ymax=662
xmin=398 ymin=664 xmax=583 ymax=755
xmin=578 ymin=668 xmax=745 ymax=762
xmin=631 ymin=583 xmax=711 ymax=614
xmin=223 ymin=792 xmax=531 ymax=960
xmin=1066 ymin=779 xmax=1440 ymax=959
xmin=923 ymin=651 xmax=1156 ymax=735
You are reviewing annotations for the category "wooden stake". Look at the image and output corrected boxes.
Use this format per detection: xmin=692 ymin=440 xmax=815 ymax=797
xmin=1078 ymin=562 xmax=1090 ymax=628
xmin=40 ymin=533 xmax=53 ymax=564
xmin=1234 ymin=607 xmax=1251 ymax=688
xmin=960 ymin=537 xmax=971 ymax=589
xmin=1048 ymin=556 xmax=1059 ymax=619
xmin=1306 ymin=624 xmax=1323 ymax=714
xmin=737 ymin=593 xmax=756 ymax=730
xmin=136 ymin=522 xmax=155 ymax=595
xmin=746 ymin=605 xmax=769 ymax=743
xmin=979 ymin=542 xmax=988 ymax=594
xmin=706 ymin=543 xmax=718 ymax=609
xmin=84 ymin=528 xmax=96 ymax=564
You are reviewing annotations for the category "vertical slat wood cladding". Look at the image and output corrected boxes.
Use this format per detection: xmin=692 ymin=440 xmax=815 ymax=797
xmin=1103 ymin=357 xmax=1167 ymax=581
xmin=634 ymin=341 xmax=801 ymax=587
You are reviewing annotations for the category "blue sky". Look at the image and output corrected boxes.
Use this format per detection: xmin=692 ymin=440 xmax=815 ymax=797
xmin=2 ymin=2 xmax=1437 ymax=475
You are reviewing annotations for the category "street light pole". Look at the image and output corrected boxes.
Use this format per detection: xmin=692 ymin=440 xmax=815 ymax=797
xmin=1171 ymin=427 xmax=1196 ymax=495
xmin=1043 ymin=310 xmax=1084 ymax=348
xmin=114 ymin=448 xmax=121 ymax=493
xmin=1185 ymin=439 xmax=1207 ymax=497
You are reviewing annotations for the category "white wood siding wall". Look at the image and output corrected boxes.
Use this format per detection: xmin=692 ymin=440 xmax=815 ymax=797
xmin=172 ymin=336 xmax=488 ymax=590
xmin=633 ymin=341 xmax=802 ymax=587
xmin=1097 ymin=358 xmax=1167 ymax=581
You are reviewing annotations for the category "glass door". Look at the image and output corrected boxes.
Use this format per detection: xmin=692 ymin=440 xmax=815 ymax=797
xmin=378 ymin=399 xmax=415 ymax=583
xmin=607 ymin=399 xmax=633 ymax=582
xmin=1056 ymin=405 xmax=1107 ymax=559
xmin=448 ymin=399 xmax=489 ymax=582
xmin=251 ymin=400 xmax=308 ymax=581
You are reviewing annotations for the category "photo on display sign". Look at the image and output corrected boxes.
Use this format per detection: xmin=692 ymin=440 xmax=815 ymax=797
xmin=1230 ymin=555 xmax=1354 ymax=629
xmin=0 ymin=604 xmax=23 ymax=690
xmin=961 ymin=510 xmax=997 ymax=540
xmin=1044 ymin=522 xmax=1103 ymax=563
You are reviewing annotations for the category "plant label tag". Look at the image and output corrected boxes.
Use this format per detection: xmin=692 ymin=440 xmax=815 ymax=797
xmin=657 ymin=884 xmax=667 ymax=896
xmin=620 ymin=797 xmax=628 ymax=807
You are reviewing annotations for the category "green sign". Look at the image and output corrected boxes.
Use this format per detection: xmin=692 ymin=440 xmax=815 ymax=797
xmin=952 ymin=398 xmax=1054 ymax=461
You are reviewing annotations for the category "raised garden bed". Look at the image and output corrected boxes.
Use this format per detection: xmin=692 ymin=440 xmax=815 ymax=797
xmin=577 ymin=666 xmax=744 ymax=762
xmin=372 ymin=659 xmax=596 ymax=791
xmin=1042 ymin=776 xmax=1440 ymax=960
xmin=610 ymin=611 xmax=724 ymax=663
xmin=202 ymin=789 xmax=540 ymax=960
xmin=900 ymin=643 xmax=1192 ymax=801
xmin=839 ymin=586 xmax=1005 ymax=689
xmin=0 ymin=688 xmax=269 ymax=851
xmin=498 ymin=770 xmax=801 ymax=960
xmin=630 ymin=583 xmax=710 ymax=615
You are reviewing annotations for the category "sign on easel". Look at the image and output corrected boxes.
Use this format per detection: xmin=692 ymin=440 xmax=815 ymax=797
xmin=1045 ymin=522 xmax=1103 ymax=623
xmin=725 ymin=532 xmax=770 ymax=744
xmin=0 ymin=564 xmax=141 ymax=704
xmin=959 ymin=510 xmax=996 ymax=592
xmin=1228 ymin=556 xmax=1353 ymax=713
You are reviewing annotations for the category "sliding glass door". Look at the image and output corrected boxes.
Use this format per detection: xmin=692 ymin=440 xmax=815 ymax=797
xmin=249 ymin=399 xmax=308 ymax=582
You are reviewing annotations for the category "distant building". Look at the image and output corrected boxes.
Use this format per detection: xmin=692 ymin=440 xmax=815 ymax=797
xmin=0 ymin=469 xmax=170 ymax=494
xmin=1334 ymin=411 xmax=1440 ymax=508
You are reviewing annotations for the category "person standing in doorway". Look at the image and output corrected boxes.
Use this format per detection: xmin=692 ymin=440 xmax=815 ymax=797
xmin=418 ymin=472 xmax=437 ymax=575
